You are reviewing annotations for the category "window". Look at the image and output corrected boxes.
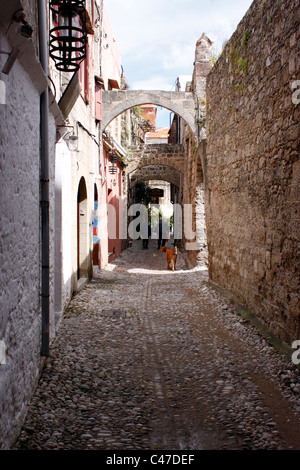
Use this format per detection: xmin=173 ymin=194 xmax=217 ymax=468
xmin=95 ymin=79 xmax=103 ymax=121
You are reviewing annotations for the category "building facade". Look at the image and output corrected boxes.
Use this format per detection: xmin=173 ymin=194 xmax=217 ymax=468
xmin=0 ymin=0 xmax=130 ymax=449
xmin=53 ymin=1 xmax=129 ymax=319
xmin=0 ymin=0 xmax=61 ymax=449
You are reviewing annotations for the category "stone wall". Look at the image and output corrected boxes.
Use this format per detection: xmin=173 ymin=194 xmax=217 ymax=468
xmin=182 ymin=132 xmax=208 ymax=267
xmin=127 ymin=144 xmax=185 ymax=175
xmin=206 ymin=0 xmax=300 ymax=344
xmin=129 ymin=165 xmax=182 ymax=188
xmin=180 ymin=34 xmax=212 ymax=268
xmin=0 ymin=21 xmax=57 ymax=447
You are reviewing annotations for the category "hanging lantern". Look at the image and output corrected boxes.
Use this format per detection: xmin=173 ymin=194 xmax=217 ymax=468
xmin=109 ymin=148 xmax=118 ymax=164
xmin=49 ymin=0 xmax=87 ymax=72
xmin=109 ymin=165 xmax=118 ymax=175
xmin=108 ymin=148 xmax=118 ymax=174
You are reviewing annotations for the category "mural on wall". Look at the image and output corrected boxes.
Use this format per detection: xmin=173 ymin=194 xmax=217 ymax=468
xmin=92 ymin=199 xmax=100 ymax=265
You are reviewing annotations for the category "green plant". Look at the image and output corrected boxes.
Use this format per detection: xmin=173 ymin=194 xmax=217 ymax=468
xmin=134 ymin=106 xmax=142 ymax=117
xmin=237 ymin=56 xmax=250 ymax=76
xmin=209 ymin=56 xmax=218 ymax=69
xmin=229 ymin=40 xmax=240 ymax=69
xmin=234 ymin=84 xmax=244 ymax=92
xmin=197 ymin=115 xmax=206 ymax=127
xmin=259 ymin=0 xmax=266 ymax=12
xmin=243 ymin=30 xmax=251 ymax=51
xmin=229 ymin=31 xmax=251 ymax=86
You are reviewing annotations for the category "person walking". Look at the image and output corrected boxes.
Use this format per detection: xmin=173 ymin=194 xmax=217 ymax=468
xmin=157 ymin=216 xmax=167 ymax=249
xmin=142 ymin=222 xmax=151 ymax=249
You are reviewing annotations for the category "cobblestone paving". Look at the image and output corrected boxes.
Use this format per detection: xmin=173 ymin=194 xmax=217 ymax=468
xmin=14 ymin=240 xmax=300 ymax=450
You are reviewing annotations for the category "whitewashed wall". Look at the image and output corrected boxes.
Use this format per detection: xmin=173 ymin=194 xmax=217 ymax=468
xmin=0 ymin=26 xmax=57 ymax=449
xmin=54 ymin=140 xmax=73 ymax=322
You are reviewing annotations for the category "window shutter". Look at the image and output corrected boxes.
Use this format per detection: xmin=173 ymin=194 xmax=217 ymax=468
xmin=95 ymin=81 xmax=103 ymax=121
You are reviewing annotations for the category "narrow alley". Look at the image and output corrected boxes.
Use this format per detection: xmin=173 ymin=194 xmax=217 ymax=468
xmin=14 ymin=240 xmax=300 ymax=451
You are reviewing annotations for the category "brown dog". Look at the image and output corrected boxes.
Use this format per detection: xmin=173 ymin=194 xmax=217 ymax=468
xmin=160 ymin=246 xmax=177 ymax=271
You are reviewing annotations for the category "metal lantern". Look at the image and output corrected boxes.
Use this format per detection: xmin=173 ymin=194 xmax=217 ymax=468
xmin=109 ymin=149 xmax=118 ymax=164
xmin=49 ymin=0 xmax=87 ymax=72
xmin=109 ymin=165 xmax=118 ymax=175
xmin=109 ymin=148 xmax=118 ymax=174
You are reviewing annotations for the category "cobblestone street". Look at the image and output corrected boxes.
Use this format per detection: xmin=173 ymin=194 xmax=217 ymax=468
xmin=14 ymin=240 xmax=300 ymax=451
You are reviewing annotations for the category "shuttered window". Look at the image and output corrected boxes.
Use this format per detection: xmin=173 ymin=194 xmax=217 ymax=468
xmin=95 ymin=80 xmax=103 ymax=121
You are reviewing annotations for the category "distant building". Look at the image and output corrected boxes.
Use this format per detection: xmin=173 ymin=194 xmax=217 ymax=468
xmin=145 ymin=127 xmax=170 ymax=144
xmin=140 ymin=103 xmax=157 ymax=127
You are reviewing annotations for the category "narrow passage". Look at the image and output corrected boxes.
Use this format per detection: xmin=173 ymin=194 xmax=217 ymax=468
xmin=14 ymin=240 xmax=300 ymax=450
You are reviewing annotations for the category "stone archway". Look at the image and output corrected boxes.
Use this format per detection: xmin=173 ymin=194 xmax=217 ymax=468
xmin=77 ymin=177 xmax=88 ymax=280
xmin=127 ymin=161 xmax=184 ymax=249
xmin=127 ymin=143 xmax=185 ymax=173
xmin=129 ymin=164 xmax=183 ymax=189
xmin=102 ymin=90 xmax=197 ymax=136
xmin=102 ymin=87 xmax=208 ymax=267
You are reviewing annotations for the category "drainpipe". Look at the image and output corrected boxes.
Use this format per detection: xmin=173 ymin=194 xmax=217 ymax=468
xmin=38 ymin=0 xmax=50 ymax=356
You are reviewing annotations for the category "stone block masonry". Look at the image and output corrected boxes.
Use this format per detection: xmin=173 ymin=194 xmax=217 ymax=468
xmin=206 ymin=0 xmax=300 ymax=344
xmin=127 ymin=144 xmax=185 ymax=175
xmin=102 ymin=90 xmax=197 ymax=136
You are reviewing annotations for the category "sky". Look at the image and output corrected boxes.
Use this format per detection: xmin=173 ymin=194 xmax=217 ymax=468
xmin=104 ymin=0 xmax=254 ymax=127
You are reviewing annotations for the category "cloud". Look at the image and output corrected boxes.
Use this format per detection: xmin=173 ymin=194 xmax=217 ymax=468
xmin=103 ymin=0 xmax=254 ymax=126
xmin=131 ymin=75 xmax=175 ymax=91
xmin=104 ymin=0 xmax=254 ymax=92
xmin=163 ymin=42 xmax=195 ymax=72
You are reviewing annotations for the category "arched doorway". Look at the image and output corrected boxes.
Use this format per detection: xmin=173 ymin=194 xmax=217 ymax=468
xmin=77 ymin=177 xmax=88 ymax=280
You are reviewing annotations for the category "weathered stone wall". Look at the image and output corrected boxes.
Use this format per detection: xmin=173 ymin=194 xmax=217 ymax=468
xmin=127 ymin=144 xmax=185 ymax=175
xmin=129 ymin=165 xmax=182 ymax=188
xmin=180 ymin=34 xmax=212 ymax=268
xmin=182 ymin=133 xmax=208 ymax=267
xmin=126 ymin=142 xmax=209 ymax=264
xmin=0 ymin=21 xmax=57 ymax=447
xmin=206 ymin=0 xmax=300 ymax=344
